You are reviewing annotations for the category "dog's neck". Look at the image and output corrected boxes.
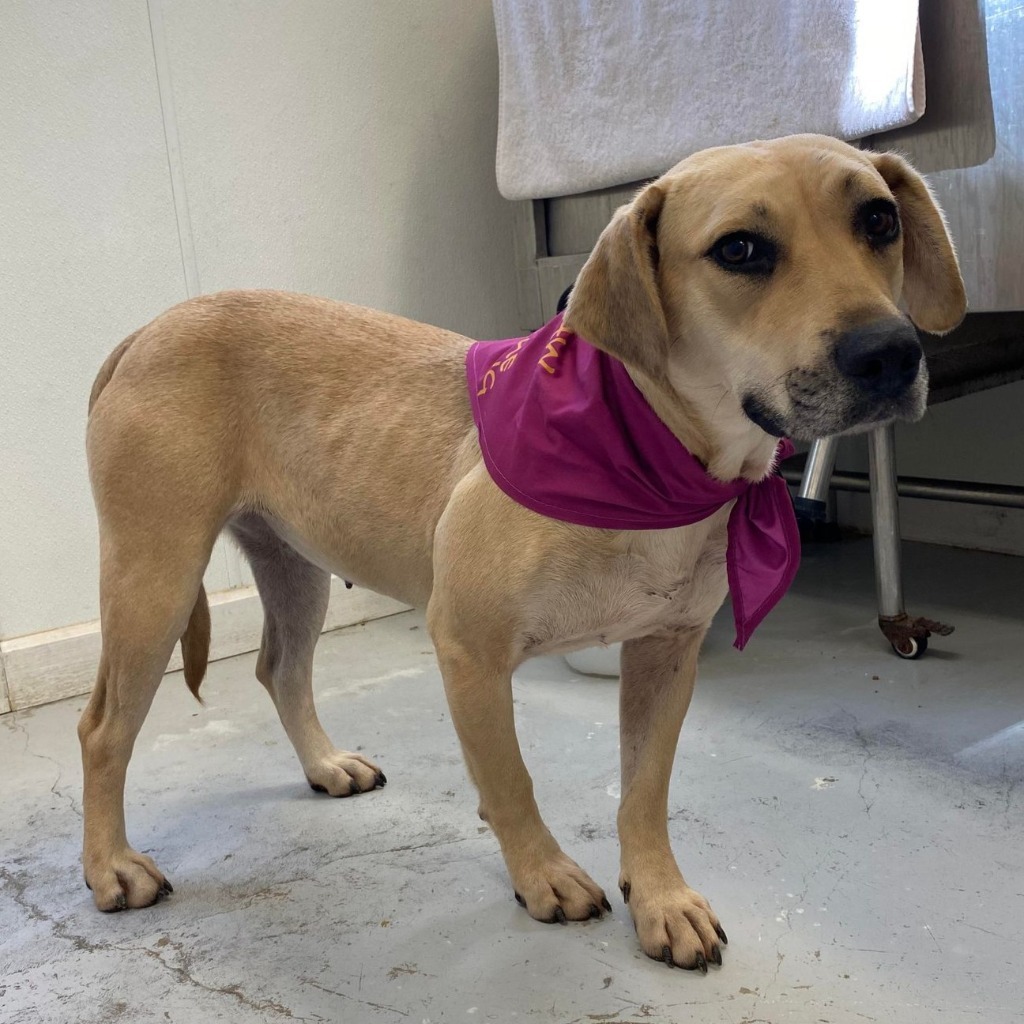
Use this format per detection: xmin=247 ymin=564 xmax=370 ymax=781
xmin=626 ymin=363 xmax=781 ymax=484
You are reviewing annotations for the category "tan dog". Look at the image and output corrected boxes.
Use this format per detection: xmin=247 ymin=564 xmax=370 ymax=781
xmin=79 ymin=135 xmax=965 ymax=971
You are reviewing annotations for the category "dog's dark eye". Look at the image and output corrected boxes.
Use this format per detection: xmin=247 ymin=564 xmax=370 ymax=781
xmin=859 ymin=199 xmax=900 ymax=246
xmin=866 ymin=210 xmax=896 ymax=236
xmin=720 ymin=238 xmax=755 ymax=263
xmin=707 ymin=233 xmax=777 ymax=275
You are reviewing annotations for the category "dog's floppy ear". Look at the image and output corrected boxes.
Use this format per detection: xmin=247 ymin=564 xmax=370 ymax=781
xmin=562 ymin=183 xmax=668 ymax=374
xmin=868 ymin=151 xmax=967 ymax=335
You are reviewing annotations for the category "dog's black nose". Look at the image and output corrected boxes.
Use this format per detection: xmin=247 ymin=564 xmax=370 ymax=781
xmin=834 ymin=319 xmax=922 ymax=398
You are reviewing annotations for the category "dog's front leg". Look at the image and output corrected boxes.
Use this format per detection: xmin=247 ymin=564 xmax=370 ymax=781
xmin=618 ymin=629 xmax=727 ymax=971
xmin=429 ymin=615 xmax=610 ymax=923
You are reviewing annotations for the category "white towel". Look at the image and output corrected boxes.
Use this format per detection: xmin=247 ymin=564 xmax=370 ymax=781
xmin=493 ymin=0 xmax=924 ymax=200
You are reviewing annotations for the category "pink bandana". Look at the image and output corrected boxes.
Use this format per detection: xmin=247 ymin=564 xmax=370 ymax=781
xmin=466 ymin=315 xmax=800 ymax=649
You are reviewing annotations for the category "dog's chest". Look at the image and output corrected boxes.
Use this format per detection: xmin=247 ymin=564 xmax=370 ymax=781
xmin=521 ymin=511 xmax=731 ymax=656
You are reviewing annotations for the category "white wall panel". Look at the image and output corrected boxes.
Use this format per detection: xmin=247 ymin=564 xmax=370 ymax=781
xmin=159 ymin=0 xmax=521 ymax=338
xmin=0 ymin=0 xmax=187 ymax=640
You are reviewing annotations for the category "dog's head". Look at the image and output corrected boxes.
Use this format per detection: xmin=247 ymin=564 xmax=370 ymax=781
xmin=563 ymin=134 xmax=966 ymax=443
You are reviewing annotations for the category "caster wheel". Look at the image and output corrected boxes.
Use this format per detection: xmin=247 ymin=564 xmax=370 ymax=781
xmin=892 ymin=635 xmax=927 ymax=659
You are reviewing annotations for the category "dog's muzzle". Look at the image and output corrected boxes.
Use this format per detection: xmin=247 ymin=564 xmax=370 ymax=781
xmin=742 ymin=316 xmax=928 ymax=441
xmin=833 ymin=317 xmax=922 ymax=400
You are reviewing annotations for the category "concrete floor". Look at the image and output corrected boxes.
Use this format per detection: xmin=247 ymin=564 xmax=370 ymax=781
xmin=1 ymin=538 xmax=1022 ymax=1024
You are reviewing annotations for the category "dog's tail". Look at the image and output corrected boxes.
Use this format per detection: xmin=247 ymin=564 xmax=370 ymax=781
xmin=89 ymin=328 xmax=212 ymax=701
xmin=181 ymin=586 xmax=211 ymax=702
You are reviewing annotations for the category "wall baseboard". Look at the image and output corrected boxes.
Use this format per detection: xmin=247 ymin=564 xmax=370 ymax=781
xmin=0 ymin=581 xmax=409 ymax=713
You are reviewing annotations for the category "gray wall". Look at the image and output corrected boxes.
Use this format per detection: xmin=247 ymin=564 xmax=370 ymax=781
xmin=0 ymin=0 xmax=521 ymax=643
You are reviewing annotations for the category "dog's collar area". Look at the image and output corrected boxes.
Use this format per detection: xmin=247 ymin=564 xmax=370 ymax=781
xmin=467 ymin=314 xmax=801 ymax=648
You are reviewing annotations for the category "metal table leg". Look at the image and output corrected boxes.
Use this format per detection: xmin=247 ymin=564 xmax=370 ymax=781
xmin=867 ymin=423 xmax=953 ymax=658
xmin=793 ymin=437 xmax=841 ymax=541
xmin=795 ymin=437 xmax=839 ymax=511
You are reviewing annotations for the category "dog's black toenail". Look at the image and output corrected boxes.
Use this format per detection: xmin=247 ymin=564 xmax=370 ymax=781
xmin=514 ymin=891 xmax=525 ymax=907
xmin=84 ymin=876 xmax=92 ymax=891
xmin=375 ymin=771 xmax=387 ymax=788
xmin=601 ymin=896 xmax=612 ymax=913
xmin=694 ymin=951 xmax=708 ymax=974
xmin=348 ymin=781 xmax=360 ymax=796
xmin=552 ymin=907 xmax=567 ymax=925
xmin=307 ymin=777 xmax=327 ymax=794
xmin=714 ymin=923 xmax=729 ymax=946
xmin=662 ymin=945 xmax=674 ymax=967
xmin=588 ymin=903 xmax=601 ymax=919
xmin=710 ymin=944 xmax=722 ymax=966
xmin=114 ymin=893 xmax=127 ymax=912
xmin=620 ymin=881 xmax=631 ymax=904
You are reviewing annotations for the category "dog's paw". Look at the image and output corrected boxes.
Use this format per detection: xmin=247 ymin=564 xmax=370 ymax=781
xmin=623 ymin=877 xmax=727 ymax=972
xmin=85 ymin=848 xmax=172 ymax=912
xmin=510 ymin=850 xmax=611 ymax=923
xmin=305 ymin=750 xmax=386 ymax=798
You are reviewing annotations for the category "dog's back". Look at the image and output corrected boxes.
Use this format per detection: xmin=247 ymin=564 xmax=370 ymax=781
xmin=87 ymin=290 xmax=480 ymax=606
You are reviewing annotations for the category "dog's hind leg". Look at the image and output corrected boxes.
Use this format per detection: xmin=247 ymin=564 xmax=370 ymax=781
xmin=228 ymin=513 xmax=385 ymax=797
xmin=79 ymin=530 xmax=216 ymax=911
